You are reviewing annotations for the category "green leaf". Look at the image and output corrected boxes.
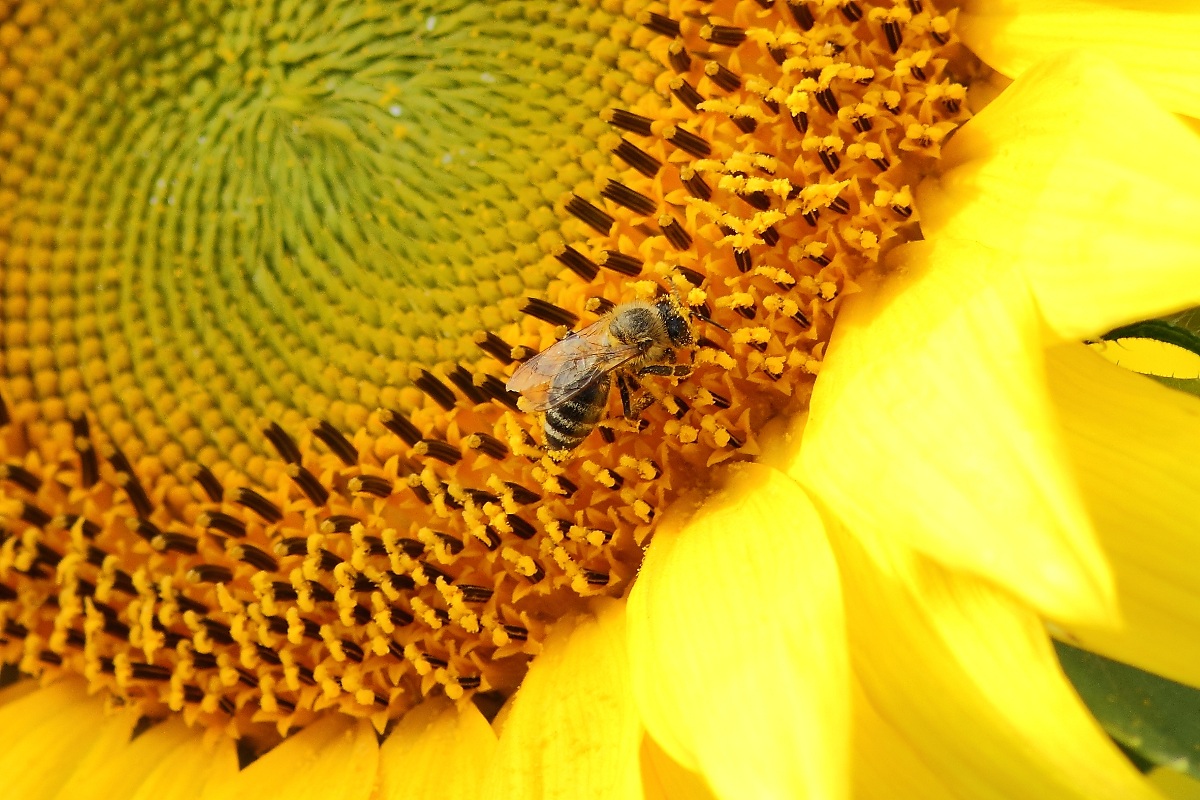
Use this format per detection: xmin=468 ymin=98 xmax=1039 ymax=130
xmin=1160 ymin=306 xmax=1200 ymax=336
xmin=1149 ymin=374 xmax=1200 ymax=400
xmin=1056 ymin=641 xmax=1200 ymax=779
xmin=1100 ymin=319 xmax=1200 ymax=360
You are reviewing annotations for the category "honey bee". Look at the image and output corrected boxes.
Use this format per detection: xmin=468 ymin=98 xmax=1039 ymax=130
xmin=506 ymin=294 xmax=695 ymax=455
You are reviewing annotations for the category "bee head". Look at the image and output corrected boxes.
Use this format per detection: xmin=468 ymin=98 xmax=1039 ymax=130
xmin=656 ymin=295 xmax=694 ymax=347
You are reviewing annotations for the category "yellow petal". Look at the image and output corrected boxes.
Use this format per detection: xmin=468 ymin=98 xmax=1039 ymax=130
xmin=201 ymin=714 xmax=378 ymax=800
xmin=127 ymin=720 xmax=239 ymax=800
xmin=1046 ymin=343 xmax=1200 ymax=688
xmin=849 ymin=678 xmax=957 ymax=800
xmin=640 ymin=735 xmax=719 ymax=800
xmin=832 ymin=524 xmax=1155 ymax=800
xmin=0 ymin=680 xmax=110 ymax=800
xmin=918 ymin=51 xmax=1200 ymax=341
xmin=626 ymin=464 xmax=849 ymax=800
xmin=797 ymin=236 xmax=1113 ymax=624
xmin=486 ymin=599 xmax=642 ymax=800
xmin=54 ymin=710 xmax=178 ymax=800
xmin=377 ymin=696 xmax=496 ymax=800
xmin=958 ymin=0 xmax=1200 ymax=119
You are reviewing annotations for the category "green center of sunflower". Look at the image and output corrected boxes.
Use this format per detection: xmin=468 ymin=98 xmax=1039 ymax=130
xmin=0 ymin=0 xmax=973 ymax=743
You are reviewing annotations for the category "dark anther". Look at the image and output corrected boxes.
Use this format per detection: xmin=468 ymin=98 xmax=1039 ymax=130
xmin=447 ymin=365 xmax=488 ymax=405
xmin=524 ymin=560 xmax=546 ymax=584
xmin=668 ymin=40 xmax=691 ymax=73
xmin=192 ymin=464 xmax=223 ymax=502
xmin=640 ymin=11 xmax=681 ymax=38
xmin=254 ymin=644 xmax=282 ymax=665
xmin=218 ymin=697 xmax=236 ymax=715
xmin=802 ymin=210 xmax=820 ymax=227
xmin=475 ymin=331 xmax=517 ymax=366
xmin=704 ymin=61 xmax=742 ymax=92
xmin=734 ymin=249 xmax=753 ymax=273
xmin=787 ymin=1 xmax=816 ymax=29
xmin=932 ymin=28 xmax=949 ymax=45
xmin=602 ymin=180 xmax=658 ymax=217
xmin=892 ymin=204 xmax=914 ymax=219
xmin=741 ymin=191 xmax=772 ymax=211
xmin=702 ymin=24 xmax=747 ymax=47
xmin=943 ymin=98 xmax=960 ymax=114
xmin=908 ymin=0 xmax=922 ymax=12
xmin=66 ymin=628 xmax=86 ymax=648
xmin=830 ymin=196 xmax=850 ymax=214
xmin=603 ymin=108 xmax=654 ymax=136
xmin=680 ymin=168 xmax=712 ymax=201
xmin=65 ymin=515 xmax=101 ymax=540
xmin=315 ymin=549 xmax=344 ymax=572
xmin=565 ymin=194 xmax=615 ymax=236
xmin=153 ymin=532 xmax=199 ymax=555
xmin=588 ymin=296 xmax=617 ymax=317
xmin=521 ymin=297 xmax=580 ymax=329
xmin=793 ymin=309 xmax=813 ymax=329
xmin=34 ymin=542 xmax=61 ymax=567
xmin=911 ymin=65 xmax=927 ymax=82
xmin=669 ymin=77 xmax=704 ymax=112
xmin=203 ymin=511 xmax=246 ymax=538
xmin=504 ymin=624 xmax=529 ymax=642
xmin=732 ymin=115 xmax=758 ymax=134
xmin=469 ymin=432 xmax=509 ymax=460
xmin=336 ymin=640 xmax=363 ymax=664
xmin=507 ymin=514 xmax=537 ymax=540
xmin=734 ymin=302 xmax=757 ymax=320
xmin=763 ymin=96 xmax=780 ymax=113
xmin=409 ymin=483 xmax=433 ymax=505
xmin=70 ymin=415 xmax=99 ymax=488
xmin=396 ymin=537 xmax=426 ymax=557
xmin=234 ymin=543 xmax=278 ymax=572
xmin=19 ymin=502 xmax=51 ymax=528
xmin=312 ymin=419 xmax=359 ymax=465
xmin=422 ymin=653 xmax=450 ymax=669
xmin=815 ymin=88 xmax=840 ymax=115
xmin=882 ymin=20 xmax=902 ymax=52
xmin=275 ymin=537 xmax=308 ymax=557
xmin=599 ymin=469 xmax=624 ymax=490
xmin=598 ymin=250 xmax=643 ymax=277
xmin=506 ymin=482 xmax=541 ymax=505
xmin=189 ymin=564 xmax=234 ymax=584
xmin=413 ymin=370 xmax=458 ymax=412
xmin=584 ymin=570 xmax=610 ymax=586
xmin=724 ymin=430 xmax=745 ymax=449
xmin=323 ymin=515 xmax=359 ymax=534
xmin=809 ymin=253 xmax=832 ymax=267
xmin=4 ymin=620 xmax=29 ymax=639
xmin=457 ymin=675 xmax=482 ymax=690
xmin=236 ymin=487 xmax=283 ymax=524
xmin=131 ymin=517 xmax=162 ymax=543
xmin=477 ymin=374 xmax=522 ymax=413
xmin=555 ymin=475 xmax=579 ymax=498
xmin=460 ymin=585 xmax=494 ymax=604
xmin=435 ymin=532 xmax=465 ymax=555
xmin=791 ymin=111 xmax=809 ymax=133
xmin=852 ymin=115 xmax=873 ymax=133
xmin=307 ymin=581 xmax=335 ymax=604
xmin=840 ymin=2 xmax=863 ymax=21
xmin=0 ymin=394 xmax=8 ymax=426
xmin=1 ymin=464 xmax=41 ymax=493
xmin=754 ymin=0 xmax=776 ymax=6
xmin=289 ymin=465 xmax=330 ymax=507
xmin=380 ymin=409 xmax=423 ymax=446
xmin=182 ymin=684 xmax=205 ymax=704
xmin=480 ymin=526 xmax=501 ymax=551
xmin=130 ymin=662 xmax=172 ymax=682
xmin=106 ymin=447 xmax=152 ymax=517
xmin=665 ymin=125 xmax=712 ymax=158
xmin=599 ymin=426 xmax=616 ymax=443
xmin=263 ymin=422 xmax=302 ymax=464
xmin=761 ymin=226 xmax=780 ymax=247
xmin=870 ymin=152 xmax=891 ymax=171
xmin=38 ymin=650 xmax=63 ymax=666
xmin=296 ymin=665 xmax=317 ymax=685
xmin=177 ymin=595 xmax=210 ymax=615
xmin=661 ymin=217 xmax=693 ymax=251
xmin=819 ymin=150 xmax=841 ymax=174
xmin=614 ymin=139 xmax=662 ymax=179
xmin=674 ymin=266 xmax=706 ymax=287
xmin=416 ymin=440 xmax=461 ymax=468
xmin=353 ymin=474 xmax=393 ymax=498
xmin=554 ymin=245 xmax=600 ymax=282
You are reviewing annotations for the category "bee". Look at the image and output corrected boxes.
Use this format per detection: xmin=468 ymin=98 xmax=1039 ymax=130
xmin=506 ymin=294 xmax=695 ymax=455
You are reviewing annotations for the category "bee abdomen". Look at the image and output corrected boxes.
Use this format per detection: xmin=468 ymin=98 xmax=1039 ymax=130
xmin=544 ymin=376 xmax=610 ymax=453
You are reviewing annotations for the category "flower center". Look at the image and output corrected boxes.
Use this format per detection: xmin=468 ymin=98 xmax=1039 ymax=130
xmin=0 ymin=0 xmax=971 ymax=740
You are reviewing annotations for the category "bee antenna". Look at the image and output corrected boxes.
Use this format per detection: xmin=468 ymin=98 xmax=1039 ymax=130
xmin=693 ymin=311 xmax=728 ymax=332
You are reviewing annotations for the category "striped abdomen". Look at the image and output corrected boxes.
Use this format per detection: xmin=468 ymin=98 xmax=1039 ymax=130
xmin=543 ymin=374 xmax=611 ymax=453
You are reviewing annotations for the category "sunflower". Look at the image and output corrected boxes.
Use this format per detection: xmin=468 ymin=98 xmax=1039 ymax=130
xmin=2 ymin=0 xmax=1199 ymax=798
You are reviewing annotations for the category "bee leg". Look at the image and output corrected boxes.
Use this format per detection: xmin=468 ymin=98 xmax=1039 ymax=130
xmin=617 ymin=373 xmax=636 ymax=419
xmin=638 ymin=364 xmax=693 ymax=379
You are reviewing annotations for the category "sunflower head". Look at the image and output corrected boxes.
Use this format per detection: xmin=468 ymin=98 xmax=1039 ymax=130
xmin=0 ymin=0 xmax=972 ymax=743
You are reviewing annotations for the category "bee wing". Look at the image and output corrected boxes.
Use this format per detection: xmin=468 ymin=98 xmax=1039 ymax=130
xmin=506 ymin=320 xmax=641 ymax=412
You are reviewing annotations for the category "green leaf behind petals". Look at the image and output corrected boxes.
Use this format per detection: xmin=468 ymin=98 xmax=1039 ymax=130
xmin=1057 ymin=641 xmax=1200 ymax=780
